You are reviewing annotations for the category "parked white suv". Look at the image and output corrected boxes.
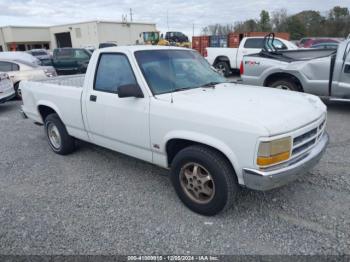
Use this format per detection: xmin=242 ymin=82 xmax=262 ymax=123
xmin=0 ymin=59 xmax=57 ymax=98
xmin=21 ymin=46 xmax=328 ymax=216
xmin=0 ymin=72 xmax=15 ymax=103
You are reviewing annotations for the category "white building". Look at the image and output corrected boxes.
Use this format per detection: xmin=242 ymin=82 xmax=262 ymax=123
xmin=0 ymin=20 xmax=157 ymax=51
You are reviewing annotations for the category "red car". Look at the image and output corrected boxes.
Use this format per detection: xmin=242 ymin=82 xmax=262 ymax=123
xmin=299 ymin=38 xmax=340 ymax=48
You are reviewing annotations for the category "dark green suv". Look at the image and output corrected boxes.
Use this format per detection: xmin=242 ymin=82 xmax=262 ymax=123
xmin=53 ymin=48 xmax=92 ymax=75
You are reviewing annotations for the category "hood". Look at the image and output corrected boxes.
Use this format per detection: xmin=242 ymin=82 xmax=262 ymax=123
xmin=36 ymin=55 xmax=51 ymax=60
xmin=158 ymin=84 xmax=326 ymax=136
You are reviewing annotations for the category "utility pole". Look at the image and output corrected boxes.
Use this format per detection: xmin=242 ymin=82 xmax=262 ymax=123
xmin=130 ymin=8 xmax=133 ymax=22
xmin=193 ymin=24 xmax=195 ymax=37
xmin=167 ymin=10 xmax=169 ymax=31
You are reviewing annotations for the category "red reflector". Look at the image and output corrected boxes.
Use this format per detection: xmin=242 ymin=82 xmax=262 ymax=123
xmin=203 ymin=49 xmax=208 ymax=57
xmin=239 ymin=61 xmax=244 ymax=75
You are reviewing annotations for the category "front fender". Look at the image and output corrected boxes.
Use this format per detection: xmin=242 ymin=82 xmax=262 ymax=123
xmin=163 ymin=130 xmax=243 ymax=184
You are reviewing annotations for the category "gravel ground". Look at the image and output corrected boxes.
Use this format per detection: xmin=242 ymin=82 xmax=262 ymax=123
xmin=0 ymin=99 xmax=349 ymax=255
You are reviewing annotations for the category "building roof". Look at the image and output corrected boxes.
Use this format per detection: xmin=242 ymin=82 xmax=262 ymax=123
xmin=0 ymin=19 xmax=156 ymax=29
xmin=50 ymin=19 xmax=156 ymax=28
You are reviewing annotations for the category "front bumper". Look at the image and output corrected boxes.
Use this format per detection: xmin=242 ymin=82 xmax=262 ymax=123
xmin=243 ymin=132 xmax=329 ymax=191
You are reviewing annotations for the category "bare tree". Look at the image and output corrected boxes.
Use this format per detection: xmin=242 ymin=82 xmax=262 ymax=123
xmin=201 ymin=24 xmax=235 ymax=35
xmin=272 ymin=9 xmax=288 ymax=31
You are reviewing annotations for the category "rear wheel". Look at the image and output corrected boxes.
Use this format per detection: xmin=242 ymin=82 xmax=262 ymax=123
xmin=44 ymin=113 xmax=76 ymax=155
xmin=214 ymin=61 xmax=231 ymax=77
xmin=268 ymin=79 xmax=301 ymax=92
xmin=170 ymin=145 xmax=239 ymax=216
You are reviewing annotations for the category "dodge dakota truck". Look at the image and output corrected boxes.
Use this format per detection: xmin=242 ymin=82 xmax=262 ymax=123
xmin=241 ymin=34 xmax=350 ymax=100
xmin=205 ymin=36 xmax=298 ymax=77
xmin=20 ymin=46 xmax=329 ymax=216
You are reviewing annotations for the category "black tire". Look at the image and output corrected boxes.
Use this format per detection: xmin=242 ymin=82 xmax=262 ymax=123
xmin=269 ymin=79 xmax=301 ymax=92
xmin=214 ymin=61 xmax=231 ymax=77
xmin=170 ymin=145 xmax=239 ymax=216
xmin=14 ymin=82 xmax=21 ymax=99
xmin=44 ymin=113 xmax=76 ymax=155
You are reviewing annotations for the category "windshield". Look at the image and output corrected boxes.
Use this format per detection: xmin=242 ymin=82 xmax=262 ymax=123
xmin=134 ymin=50 xmax=226 ymax=95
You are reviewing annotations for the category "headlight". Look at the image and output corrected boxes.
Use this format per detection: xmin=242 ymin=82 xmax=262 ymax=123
xmin=257 ymin=137 xmax=292 ymax=167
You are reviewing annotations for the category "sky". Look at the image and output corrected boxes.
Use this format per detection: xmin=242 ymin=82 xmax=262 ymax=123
xmin=0 ymin=0 xmax=349 ymax=37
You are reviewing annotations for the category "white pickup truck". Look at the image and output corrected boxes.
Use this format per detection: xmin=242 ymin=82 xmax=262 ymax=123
xmin=21 ymin=46 xmax=328 ymax=216
xmin=205 ymin=37 xmax=298 ymax=76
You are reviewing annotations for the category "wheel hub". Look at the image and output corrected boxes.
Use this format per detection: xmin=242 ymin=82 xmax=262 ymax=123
xmin=47 ymin=123 xmax=61 ymax=149
xmin=179 ymin=163 xmax=215 ymax=204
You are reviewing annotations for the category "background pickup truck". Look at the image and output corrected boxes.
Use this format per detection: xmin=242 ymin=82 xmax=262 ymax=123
xmin=241 ymin=35 xmax=350 ymax=100
xmin=21 ymin=46 xmax=328 ymax=216
xmin=205 ymin=36 xmax=298 ymax=76
xmin=52 ymin=48 xmax=92 ymax=75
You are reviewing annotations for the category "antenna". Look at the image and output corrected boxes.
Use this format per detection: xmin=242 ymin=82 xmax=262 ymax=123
xmin=122 ymin=14 xmax=127 ymax=23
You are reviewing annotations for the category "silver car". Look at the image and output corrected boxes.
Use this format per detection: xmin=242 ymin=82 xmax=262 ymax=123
xmin=0 ymin=59 xmax=57 ymax=98
xmin=241 ymin=34 xmax=350 ymax=101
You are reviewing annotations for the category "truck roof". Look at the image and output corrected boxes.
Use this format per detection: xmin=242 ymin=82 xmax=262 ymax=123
xmin=99 ymin=45 xmax=190 ymax=53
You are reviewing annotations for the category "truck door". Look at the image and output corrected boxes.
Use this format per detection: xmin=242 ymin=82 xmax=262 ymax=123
xmin=236 ymin=38 xmax=264 ymax=69
xmin=83 ymin=52 xmax=152 ymax=162
xmin=332 ymin=43 xmax=350 ymax=98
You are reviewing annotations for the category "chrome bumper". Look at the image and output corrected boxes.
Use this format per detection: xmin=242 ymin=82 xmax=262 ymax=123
xmin=243 ymin=132 xmax=329 ymax=191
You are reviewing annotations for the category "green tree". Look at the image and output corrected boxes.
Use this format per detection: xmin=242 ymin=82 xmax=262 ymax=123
xmin=259 ymin=10 xmax=272 ymax=31
xmin=285 ymin=15 xmax=306 ymax=40
xmin=201 ymin=5 xmax=350 ymax=40
xmin=326 ymin=6 xmax=350 ymax=37
xmin=294 ymin=11 xmax=324 ymax=36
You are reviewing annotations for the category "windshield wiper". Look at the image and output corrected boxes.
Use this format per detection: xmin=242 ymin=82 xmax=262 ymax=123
xmin=171 ymin=81 xmax=229 ymax=93
xmin=201 ymin=81 xmax=228 ymax=88
xmin=172 ymin=87 xmax=192 ymax=93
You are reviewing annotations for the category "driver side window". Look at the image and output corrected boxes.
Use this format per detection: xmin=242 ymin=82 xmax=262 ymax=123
xmin=94 ymin=53 xmax=137 ymax=93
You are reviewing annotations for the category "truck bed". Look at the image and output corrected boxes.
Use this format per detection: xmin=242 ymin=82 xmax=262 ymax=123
xmin=38 ymin=74 xmax=85 ymax=87
xmin=254 ymin=49 xmax=336 ymax=63
xmin=20 ymin=74 xmax=88 ymax=141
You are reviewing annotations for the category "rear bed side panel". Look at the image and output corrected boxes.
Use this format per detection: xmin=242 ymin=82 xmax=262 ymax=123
xmin=21 ymin=81 xmax=90 ymax=141
xmin=242 ymin=56 xmax=330 ymax=96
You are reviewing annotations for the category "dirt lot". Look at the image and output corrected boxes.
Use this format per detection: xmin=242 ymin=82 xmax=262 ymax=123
xmin=0 ymin=99 xmax=349 ymax=255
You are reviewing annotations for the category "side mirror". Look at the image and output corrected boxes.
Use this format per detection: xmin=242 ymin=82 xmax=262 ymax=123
xmin=118 ymin=84 xmax=144 ymax=98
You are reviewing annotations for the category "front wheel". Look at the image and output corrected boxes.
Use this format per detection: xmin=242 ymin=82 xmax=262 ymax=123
xmin=170 ymin=145 xmax=239 ymax=216
xmin=214 ymin=61 xmax=231 ymax=77
xmin=44 ymin=113 xmax=76 ymax=155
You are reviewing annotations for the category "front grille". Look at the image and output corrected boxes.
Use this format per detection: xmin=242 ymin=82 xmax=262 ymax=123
xmin=293 ymin=128 xmax=317 ymax=146
xmin=291 ymin=118 xmax=326 ymax=157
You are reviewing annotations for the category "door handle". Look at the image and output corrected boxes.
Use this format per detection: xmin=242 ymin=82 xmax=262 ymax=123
xmin=90 ymin=95 xmax=97 ymax=102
